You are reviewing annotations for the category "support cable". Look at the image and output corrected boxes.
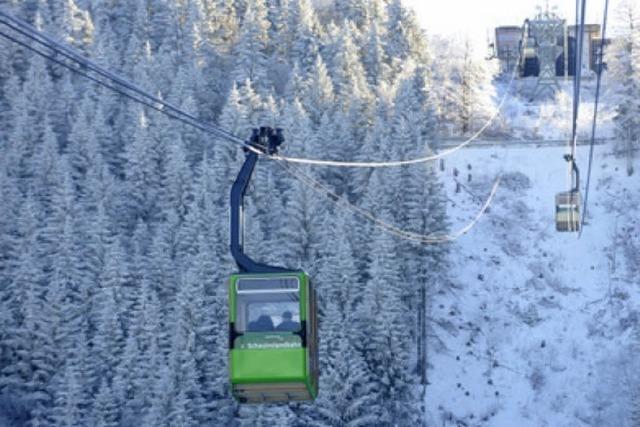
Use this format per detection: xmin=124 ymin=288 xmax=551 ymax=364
xmin=0 ymin=10 xmax=248 ymax=147
xmin=580 ymin=0 xmax=609 ymax=235
xmin=0 ymin=9 xmax=522 ymax=169
xmin=272 ymin=51 xmax=521 ymax=168
xmin=569 ymin=0 xmax=587 ymax=163
xmin=0 ymin=28 xmax=252 ymax=143
xmin=0 ymin=8 xmax=504 ymax=245
xmin=277 ymin=160 xmax=501 ymax=244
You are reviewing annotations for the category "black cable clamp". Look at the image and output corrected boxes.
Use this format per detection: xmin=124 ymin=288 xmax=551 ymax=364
xmin=245 ymin=127 xmax=284 ymax=155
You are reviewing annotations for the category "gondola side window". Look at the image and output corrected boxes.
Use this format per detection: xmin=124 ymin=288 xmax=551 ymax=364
xmin=235 ymin=278 xmax=301 ymax=334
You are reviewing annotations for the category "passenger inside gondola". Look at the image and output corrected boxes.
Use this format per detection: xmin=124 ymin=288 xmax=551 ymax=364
xmin=276 ymin=311 xmax=300 ymax=331
xmin=248 ymin=314 xmax=274 ymax=331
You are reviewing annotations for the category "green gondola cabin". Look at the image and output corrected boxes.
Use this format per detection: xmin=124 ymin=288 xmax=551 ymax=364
xmin=229 ymin=272 xmax=318 ymax=403
xmin=228 ymin=128 xmax=319 ymax=403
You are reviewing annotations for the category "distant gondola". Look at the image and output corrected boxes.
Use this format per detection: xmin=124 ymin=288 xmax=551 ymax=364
xmin=555 ymin=190 xmax=581 ymax=232
xmin=555 ymin=155 xmax=581 ymax=232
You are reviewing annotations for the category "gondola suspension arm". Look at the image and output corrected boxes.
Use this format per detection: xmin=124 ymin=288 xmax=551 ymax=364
xmin=230 ymin=127 xmax=288 ymax=274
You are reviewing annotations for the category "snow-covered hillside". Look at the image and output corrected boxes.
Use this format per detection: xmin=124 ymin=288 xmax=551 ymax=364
xmin=492 ymin=79 xmax=616 ymax=141
xmin=427 ymin=142 xmax=639 ymax=427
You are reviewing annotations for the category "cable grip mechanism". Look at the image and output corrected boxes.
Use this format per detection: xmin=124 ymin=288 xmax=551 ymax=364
xmin=563 ymin=154 xmax=580 ymax=193
xmin=246 ymin=126 xmax=284 ymax=155
xmin=230 ymin=127 xmax=287 ymax=273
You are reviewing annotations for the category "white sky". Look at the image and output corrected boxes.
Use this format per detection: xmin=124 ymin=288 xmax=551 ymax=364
xmin=403 ymin=0 xmax=611 ymax=55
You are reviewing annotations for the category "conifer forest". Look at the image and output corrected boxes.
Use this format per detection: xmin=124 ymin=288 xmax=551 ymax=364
xmin=0 ymin=0 xmax=639 ymax=426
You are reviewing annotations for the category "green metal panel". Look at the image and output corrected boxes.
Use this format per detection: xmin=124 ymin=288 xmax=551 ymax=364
xmin=231 ymin=348 xmax=308 ymax=384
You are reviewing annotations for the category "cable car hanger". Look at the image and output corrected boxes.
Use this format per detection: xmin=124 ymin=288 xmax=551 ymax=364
xmin=230 ymin=127 xmax=289 ymax=273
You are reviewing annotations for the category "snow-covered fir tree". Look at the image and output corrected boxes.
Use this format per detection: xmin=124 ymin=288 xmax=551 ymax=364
xmin=606 ymin=0 xmax=640 ymax=169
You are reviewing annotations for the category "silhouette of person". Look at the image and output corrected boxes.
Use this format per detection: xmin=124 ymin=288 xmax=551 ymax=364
xmin=249 ymin=314 xmax=274 ymax=332
xmin=276 ymin=311 xmax=299 ymax=331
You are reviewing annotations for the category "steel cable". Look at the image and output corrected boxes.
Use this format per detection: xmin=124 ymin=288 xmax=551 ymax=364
xmin=0 ymin=10 xmax=249 ymax=147
xmin=272 ymin=49 xmax=521 ymax=168
xmin=277 ymin=160 xmax=501 ymax=244
xmin=0 ymin=10 xmax=523 ymax=169
xmin=0 ymin=8 xmax=505 ymax=244
xmin=580 ymin=0 xmax=609 ymax=235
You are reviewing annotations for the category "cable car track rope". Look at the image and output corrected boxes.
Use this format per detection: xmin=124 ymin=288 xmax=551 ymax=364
xmin=567 ymin=0 xmax=587 ymax=197
xmin=278 ymin=161 xmax=502 ymax=244
xmin=270 ymin=53 xmax=521 ymax=168
xmin=0 ymin=28 xmax=253 ymax=148
xmin=0 ymin=10 xmax=522 ymax=168
xmin=0 ymin=10 xmax=249 ymax=148
xmin=580 ymin=0 xmax=609 ymax=235
xmin=0 ymin=8 xmax=508 ymax=244
xmin=570 ymin=0 xmax=588 ymax=163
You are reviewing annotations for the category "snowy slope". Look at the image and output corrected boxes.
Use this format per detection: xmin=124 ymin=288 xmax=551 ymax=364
xmin=426 ymin=142 xmax=639 ymax=427
xmin=493 ymin=79 xmax=616 ymax=141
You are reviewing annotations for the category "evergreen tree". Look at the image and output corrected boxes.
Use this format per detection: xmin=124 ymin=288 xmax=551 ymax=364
xmin=631 ymin=323 xmax=640 ymax=426
xmin=50 ymin=0 xmax=93 ymax=52
xmin=607 ymin=0 xmax=640 ymax=159
xmin=362 ymin=21 xmax=388 ymax=87
xmin=216 ymin=82 xmax=247 ymax=203
xmin=92 ymin=379 xmax=119 ymax=427
xmin=432 ymin=37 xmax=495 ymax=135
xmin=288 ymin=0 xmax=320 ymax=74
xmin=0 ymin=195 xmax=57 ymax=426
xmin=458 ymin=38 xmax=495 ymax=134
xmin=238 ymin=79 xmax=265 ymax=127
xmin=306 ymin=312 xmax=379 ymax=426
xmin=330 ymin=23 xmax=370 ymax=103
xmin=353 ymin=169 xmax=420 ymax=424
xmin=140 ymin=364 xmax=172 ymax=426
xmin=333 ymin=0 xmax=368 ymax=30
xmin=266 ymin=0 xmax=290 ymax=60
xmin=283 ymin=63 xmax=306 ymax=102
xmin=47 ymin=74 xmax=75 ymax=148
xmin=148 ymin=0 xmax=176 ymax=51
xmin=10 ymin=54 xmax=52 ymax=187
xmin=49 ymin=328 xmax=93 ymax=426
xmin=123 ymin=108 xmax=156 ymax=227
xmin=302 ymin=55 xmax=335 ymax=127
xmin=233 ymin=0 xmax=270 ymax=89
xmin=123 ymin=2 xmax=151 ymax=73
xmin=207 ymin=0 xmax=240 ymax=52
xmin=319 ymin=109 xmax=357 ymax=197
xmin=49 ymin=359 xmax=84 ymax=427
xmin=92 ymin=243 xmax=125 ymax=390
xmin=385 ymin=0 xmax=412 ymax=64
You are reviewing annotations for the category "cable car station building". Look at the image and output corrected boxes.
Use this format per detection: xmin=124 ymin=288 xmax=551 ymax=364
xmin=493 ymin=20 xmax=604 ymax=79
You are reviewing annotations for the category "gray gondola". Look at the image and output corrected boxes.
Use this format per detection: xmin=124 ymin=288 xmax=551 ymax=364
xmin=555 ymin=191 xmax=581 ymax=232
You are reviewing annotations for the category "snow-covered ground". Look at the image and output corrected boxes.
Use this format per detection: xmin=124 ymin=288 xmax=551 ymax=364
xmin=493 ymin=79 xmax=616 ymax=141
xmin=426 ymin=142 xmax=639 ymax=427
